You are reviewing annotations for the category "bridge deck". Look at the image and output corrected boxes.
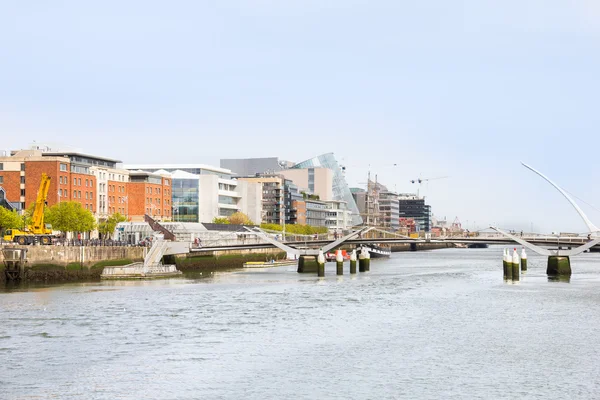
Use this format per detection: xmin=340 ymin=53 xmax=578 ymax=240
xmin=188 ymin=236 xmax=598 ymax=253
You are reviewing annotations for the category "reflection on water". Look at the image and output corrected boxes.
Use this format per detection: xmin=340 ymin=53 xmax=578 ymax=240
xmin=1 ymin=247 xmax=600 ymax=399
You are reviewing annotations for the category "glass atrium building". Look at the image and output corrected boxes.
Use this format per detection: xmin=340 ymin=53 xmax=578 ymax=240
xmin=291 ymin=153 xmax=363 ymax=226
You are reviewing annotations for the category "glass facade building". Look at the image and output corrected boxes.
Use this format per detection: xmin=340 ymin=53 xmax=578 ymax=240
xmin=172 ymin=178 xmax=199 ymax=223
xmin=398 ymin=196 xmax=431 ymax=232
xmin=291 ymin=153 xmax=363 ymax=226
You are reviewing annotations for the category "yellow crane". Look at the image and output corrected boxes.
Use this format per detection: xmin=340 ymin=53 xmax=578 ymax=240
xmin=3 ymin=173 xmax=54 ymax=245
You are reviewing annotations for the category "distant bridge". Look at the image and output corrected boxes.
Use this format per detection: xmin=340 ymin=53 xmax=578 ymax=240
xmin=187 ymin=232 xmax=600 ymax=254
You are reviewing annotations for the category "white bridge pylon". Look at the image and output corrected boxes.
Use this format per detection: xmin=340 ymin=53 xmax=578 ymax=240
xmin=492 ymin=162 xmax=600 ymax=256
xmin=522 ymin=162 xmax=600 ymax=236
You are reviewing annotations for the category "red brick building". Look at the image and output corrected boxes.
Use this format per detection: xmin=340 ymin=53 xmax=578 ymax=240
xmin=128 ymin=171 xmax=172 ymax=221
xmin=0 ymin=150 xmax=85 ymax=211
xmin=0 ymin=148 xmax=173 ymax=225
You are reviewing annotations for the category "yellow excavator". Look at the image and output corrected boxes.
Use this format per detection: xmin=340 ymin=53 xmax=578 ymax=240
xmin=3 ymin=173 xmax=54 ymax=245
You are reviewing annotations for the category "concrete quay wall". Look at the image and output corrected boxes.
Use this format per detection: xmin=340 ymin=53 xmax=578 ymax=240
xmin=390 ymin=242 xmax=455 ymax=252
xmin=0 ymin=244 xmax=145 ymax=268
xmin=0 ymin=245 xmax=145 ymax=284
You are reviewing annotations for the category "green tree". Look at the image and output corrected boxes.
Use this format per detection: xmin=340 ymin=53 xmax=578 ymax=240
xmin=212 ymin=217 xmax=230 ymax=224
xmin=228 ymin=212 xmax=253 ymax=225
xmin=0 ymin=207 xmax=23 ymax=232
xmin=45 ymin=201 xmax=96 ymax=234
xmin=98 ymin=212 xmax=128 ymax=238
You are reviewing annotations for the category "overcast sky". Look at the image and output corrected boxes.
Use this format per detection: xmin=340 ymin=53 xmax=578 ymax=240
xmin=1 ymin=1 xmax=599 ymax=233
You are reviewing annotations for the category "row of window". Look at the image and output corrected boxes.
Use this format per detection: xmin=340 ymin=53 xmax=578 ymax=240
xmin=58 ymin=189 xmax=95 ymax=200
xmin=62 ymin=177 xmax=93 ymax=187
xmin=146 ymin=197 xmax=171 ymax=205
xmin=108 ymin=196 xmax=127 ymax=204
xmin=146 ymin=208 xmax=171 ymax=216
xmin=218 ymin=183 xmax=236 ymax=191
xmin=109 ymin=184 xmax=126 ymax=193
xmin=145 ymin=187 xmax=170 ymax=195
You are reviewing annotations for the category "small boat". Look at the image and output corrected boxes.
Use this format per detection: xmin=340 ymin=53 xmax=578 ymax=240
xmin=243 ymin=260 xmax=297 ymax=268
xmin=325 ymin=250 xmax=351 ymax=262
xmin=362 ymin=244 xmax=391 ymax=258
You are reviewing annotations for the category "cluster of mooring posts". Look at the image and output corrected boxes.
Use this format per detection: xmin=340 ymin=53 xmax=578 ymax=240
xmin=299 ymin=248 xmax=371 ymax=277
xmin=502 ymin=248 xmax=527 ymax=282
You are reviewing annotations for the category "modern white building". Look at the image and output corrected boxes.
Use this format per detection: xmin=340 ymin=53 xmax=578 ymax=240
xmin=124 ymin=164 xmax=262 ymax=224
xmin=324 ymin=200 xmax=353 ymax=232
xmin=89 ymin=166 xmax=130 ymax=220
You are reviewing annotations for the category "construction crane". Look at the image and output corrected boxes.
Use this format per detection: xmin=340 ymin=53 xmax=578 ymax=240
xmin=3 ymin=173 xmax=54 ymax=245
xmin=410 ymin=176 xmax=449 ymax=196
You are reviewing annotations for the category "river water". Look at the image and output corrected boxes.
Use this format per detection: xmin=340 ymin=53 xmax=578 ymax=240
xmin=1 ymin=247 xmax=600 ymax=399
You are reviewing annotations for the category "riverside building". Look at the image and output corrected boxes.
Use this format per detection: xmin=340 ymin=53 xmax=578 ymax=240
xmin=0 ymin=145 xmax=174 ymax=224
xmin=289 ymin=153 xmax=362 ymax=226
xmin=124 ymin=164 xmax=262 ymax=224
xmin=398 ymin=194 xmax=432 ymax=232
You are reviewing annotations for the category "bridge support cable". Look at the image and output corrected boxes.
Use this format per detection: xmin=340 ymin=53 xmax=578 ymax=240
xmin=243 ymin=227 xmax=300 ymax=255
xmin=522 ymin=163 xmax=600 ymax=235
xmin=491 ymin=226 xmax=600 ymax=257
xmin=322 ymin=227 xmax=374 ymax=253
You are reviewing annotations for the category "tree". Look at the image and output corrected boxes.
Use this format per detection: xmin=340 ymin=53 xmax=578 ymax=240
xmin=212 ymin=217 xmax=230 ymax=224
xmin=98 ymin=212 xmax=128 ymax=238
xmin=45 ymin=201 xmax=96 ymax=234
xmin=228 ymin=212 xmax=253 ymax=225
xmin=0 ymin=207 xmax=23 ymax=232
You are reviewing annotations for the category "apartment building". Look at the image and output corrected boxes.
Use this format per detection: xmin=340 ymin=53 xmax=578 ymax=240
xmin=0 ymin=148 xmax=103 ymax=213
xmin=124 ymin=164 xmax=261 ymax=224
xmin=127 ymin=171 xmax=172 ymax=222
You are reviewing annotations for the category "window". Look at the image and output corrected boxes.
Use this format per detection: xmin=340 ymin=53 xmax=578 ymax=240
xmin=0 ymin=163 xmax=3 ymax=171
xmin=73 ymin=177 xmax=77 ymax=185
xmin=78 ymin=178 xmax=81 ymax=186
xmin=60 ymin=163 xmax=67 ymax=172
xmin=86 ymin=179 xmax=89 ymax=187
xmin=20 ymin=176 xmax=25 ymax=184
xmin=65 ymin=190 xmax=68 ymax=197
xmin=20 ymin=163 xmax=25 ymax=171
xmin=59 ymin=189 xmax=62 ymax=196
xmin=0 ymin=176 xmax=3 ymax=184
xmin=20 ymin=189 xmax=25 ymax=196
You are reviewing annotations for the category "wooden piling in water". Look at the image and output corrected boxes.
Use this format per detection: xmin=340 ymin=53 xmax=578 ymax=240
xmin=502 ymin=248 xmax=508 ymax=279
xmin=358 ymin=248 xmax=366 ymax=272
xmin=511 ymin=248 xmax=520 ymax=281
xmin=505 ymin=249 xmax=513 ymax=280
xmin=521 ymin=248 xmax=527 ymax=271
xmin=336 ymin=250 xmax=343 ymax=275
xmin=317 ymin=250 xmax=325 ymax=277
xmin=350 ymin=250 xmax=357 ymax=274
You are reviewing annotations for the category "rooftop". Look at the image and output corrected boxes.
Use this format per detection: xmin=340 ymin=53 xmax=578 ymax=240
xmin=42 ymin=152 xmax=122 ymax=164
xmin=124 ymin=163 xmax=231 ymax=174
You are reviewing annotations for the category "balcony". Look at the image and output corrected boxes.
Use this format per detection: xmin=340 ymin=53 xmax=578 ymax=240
xmin=218 ymin=190 xmax=241 ymax=198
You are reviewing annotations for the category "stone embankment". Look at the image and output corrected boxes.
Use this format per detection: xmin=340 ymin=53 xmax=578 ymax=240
xmin=0 ymin=244 xmax=145 ymax=284
xmin=0 ymin=244 xmax=287 ymax=283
